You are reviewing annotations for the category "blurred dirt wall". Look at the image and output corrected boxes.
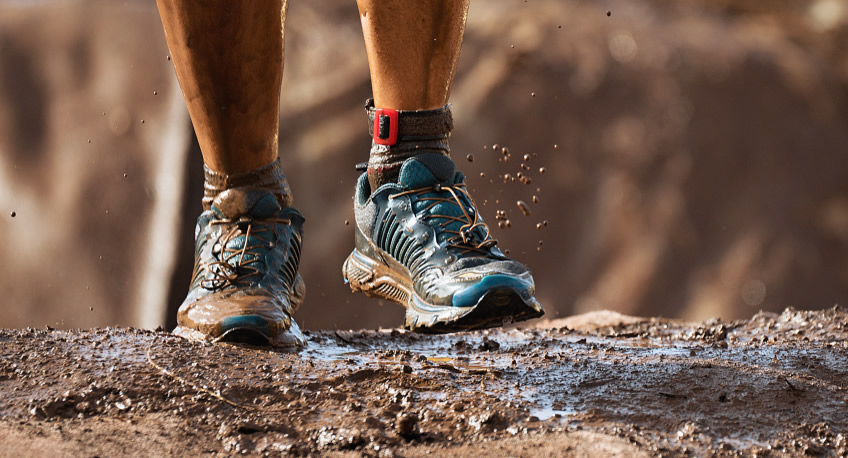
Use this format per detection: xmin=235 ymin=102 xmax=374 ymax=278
xmin=1 ymin=0 xmax=847 ymax=330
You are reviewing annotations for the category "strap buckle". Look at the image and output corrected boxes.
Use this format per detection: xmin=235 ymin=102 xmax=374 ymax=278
xmin=373 ymin=108 xmax=399 ymax=146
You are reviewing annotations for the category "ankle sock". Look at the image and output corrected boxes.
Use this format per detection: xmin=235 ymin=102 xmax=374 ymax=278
xmin=365 ymin=98 xmax=453 ymax=190
xmin=202 ymin=157 xmax=292 ymax=210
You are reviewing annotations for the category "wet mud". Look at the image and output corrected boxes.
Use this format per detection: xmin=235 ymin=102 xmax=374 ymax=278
xmin=1 ymin=307 xmax=847 ymax=456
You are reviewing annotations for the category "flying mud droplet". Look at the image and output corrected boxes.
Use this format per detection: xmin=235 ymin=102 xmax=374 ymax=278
xmin=10 ymin=211 xmax=16 ymax=218
xmin=87 ymin=139 xmax=91 ymax=144
xmin=553 ymin=144 xmax=559 ymax=149
xmin=523 ymin=154 xmax=531 ymax=162
xmin=123 ymin=173 xmax=127 ymax=178
xmin=492 ymin=144 xmax=500 ymax=151
xmin=466 ymin=154 xmax=474 ymax=162
xmin=539 ymin=167 xmax=546 ymax=174
xmin=532 ymin=195 xmax=539 ymax=204
xmin=140 ymin=119 xmax=144 ymax=124
xmin=543 ymin=220 xmax=549 ymax=227
xmin=344 ymin=220 xmax=350 ymax=226
xmin=153 ymin=91 xmax=157 ymax=96
xmin=531 ymin=92 xmax=536 ymax=97
xmin=517 ymin=201 xmax=531 ymax=216
xmin=607 ymin=11 xmax=612 ymax=16
xmin=166 ymin=55 xmax=171 ymax=61
xmin=479 ymin=172 xmax=485 ymax=178
xmin=536 ymin=223 xmax=542 ymax=230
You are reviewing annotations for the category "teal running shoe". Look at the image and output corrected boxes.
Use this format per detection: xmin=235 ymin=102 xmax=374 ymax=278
xmin=174 ymin=187 xmax=305 ymax=346
xmin=343 ymin=153 xmax=544 ymax=332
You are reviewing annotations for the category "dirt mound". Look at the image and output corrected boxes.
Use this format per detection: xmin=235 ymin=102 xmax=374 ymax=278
xmin=2 ymin=307 xmax=846 ymax=456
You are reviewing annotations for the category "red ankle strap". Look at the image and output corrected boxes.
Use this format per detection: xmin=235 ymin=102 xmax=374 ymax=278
xmin=373 ymin=108 xmax=399 ymax=146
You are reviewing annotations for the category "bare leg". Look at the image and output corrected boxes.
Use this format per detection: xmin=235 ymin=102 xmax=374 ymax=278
xmin=156 ymin=0 xmax=286 ymax=174
xmin=158 ymin=2 xmax=304 ymax=346
xmin=356 ymin=0 xmax=470 ymax=111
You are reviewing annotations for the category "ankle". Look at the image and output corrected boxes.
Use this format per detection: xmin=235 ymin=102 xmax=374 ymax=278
xmin=365 ymin=99 xmax=453 ymax=189
xmin=203 ymin=157 xmax=293 ymax=209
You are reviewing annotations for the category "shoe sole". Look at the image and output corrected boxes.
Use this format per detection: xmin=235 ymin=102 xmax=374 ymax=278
xmin=173 ymin=314 xmax=305 ymax=347
xmin=343 ymin=248 xmax=544 ymax=333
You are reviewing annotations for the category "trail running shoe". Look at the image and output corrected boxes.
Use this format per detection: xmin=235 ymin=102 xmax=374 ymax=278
xmin=174 ymin=187 xmax=305 ymax=346
xmin=343 ymin=153 xmax=544 ymax=333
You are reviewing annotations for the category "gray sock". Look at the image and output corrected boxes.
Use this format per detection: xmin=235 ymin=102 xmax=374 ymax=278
xmin=364 ymin=99 xmax=454 ymax=190
xmin=202 ymin=157 xmax=293 ymax=210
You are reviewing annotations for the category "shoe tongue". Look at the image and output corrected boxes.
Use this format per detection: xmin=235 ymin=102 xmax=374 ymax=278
xmin=397 ymin=153 xmax=456 ymax=190
xmin=211 ymin=188 xmax=282 ymax=219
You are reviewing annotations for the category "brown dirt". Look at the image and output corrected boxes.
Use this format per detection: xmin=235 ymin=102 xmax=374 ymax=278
xmin=2 ymin=308 xmax=846 ymax=456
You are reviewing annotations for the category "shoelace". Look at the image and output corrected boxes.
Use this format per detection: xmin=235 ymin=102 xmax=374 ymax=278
xmin=390 ymin=183 xmax=497 ymax=256
xmin=201 ymin=216 xmax=291 ymax=291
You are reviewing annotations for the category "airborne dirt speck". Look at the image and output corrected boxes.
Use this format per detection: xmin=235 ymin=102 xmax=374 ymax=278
xmin=1 ymin=308 xmax=846 ymax=455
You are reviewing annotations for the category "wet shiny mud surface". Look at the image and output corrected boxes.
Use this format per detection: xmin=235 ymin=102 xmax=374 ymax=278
xmin=1 ymin=308 xmax=847 ymax=456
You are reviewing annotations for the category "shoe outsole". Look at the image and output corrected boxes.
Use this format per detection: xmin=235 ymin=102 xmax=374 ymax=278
xmin=343 ymin=248 xmax=544 ymax=333
xmin=173 ymin=314 xmax=305 ymax=347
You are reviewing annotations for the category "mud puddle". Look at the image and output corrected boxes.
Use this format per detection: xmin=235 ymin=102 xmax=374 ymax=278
xmin=1 ymin=307 xmax=847 ymax=456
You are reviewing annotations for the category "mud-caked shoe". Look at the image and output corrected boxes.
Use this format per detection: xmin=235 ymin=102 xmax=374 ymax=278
xmin=174 ymin=188 xmax=306 ymax=346
xmin=343 ymin=153 xmax=544 ymax=332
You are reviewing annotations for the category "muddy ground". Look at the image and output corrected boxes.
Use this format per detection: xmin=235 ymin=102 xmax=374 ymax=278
xmin=1 ymin=308 xmax=846 ymax=457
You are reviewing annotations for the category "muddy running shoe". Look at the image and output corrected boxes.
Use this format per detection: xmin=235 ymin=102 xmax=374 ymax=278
xmin=343 ymin=153 xmax=544 ymax=332
xmin=174 ymin=188 xmax=306 ymax=346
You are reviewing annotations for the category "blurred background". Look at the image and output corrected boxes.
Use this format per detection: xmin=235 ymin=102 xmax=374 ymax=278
xmin=1 ymin=0 xmax=846 ymax=331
